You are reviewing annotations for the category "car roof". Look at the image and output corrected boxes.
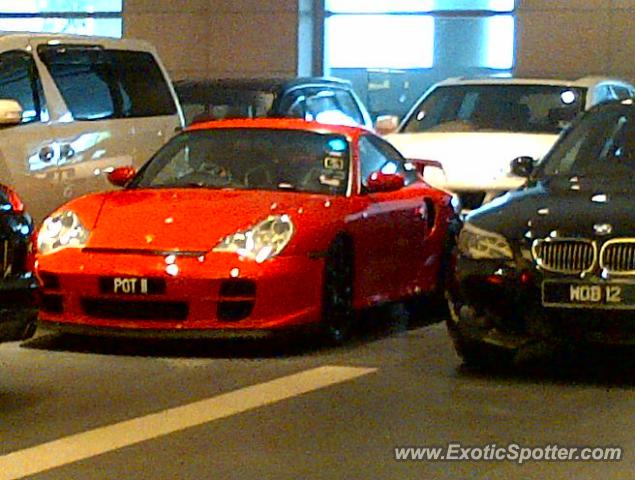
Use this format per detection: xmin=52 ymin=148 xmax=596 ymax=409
xmin=433 ymin=76 xmax=632 ymax=89
xmin=185 ymin=117 xmax=367 ymax=137
xmin=0 ymin=31 xmax=153 ymax=51
xmin=173 ymin=76 xmax=354 ymax=102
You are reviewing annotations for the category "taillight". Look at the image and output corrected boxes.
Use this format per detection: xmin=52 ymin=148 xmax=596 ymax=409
xmin=0 ymin=184 xmax=24 ymax=213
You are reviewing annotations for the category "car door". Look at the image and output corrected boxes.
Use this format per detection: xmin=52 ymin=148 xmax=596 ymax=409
xmin=0 ymin=41 xmax=63 ymax=222
xmin=28 ymin=39 xmax=181 ymax=221
xmin=351 ymin=134 xmax=432 ymax=305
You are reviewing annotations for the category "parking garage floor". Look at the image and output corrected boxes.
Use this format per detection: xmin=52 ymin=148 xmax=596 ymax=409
xmin=1 ymin=313 xmax=634 ymax=480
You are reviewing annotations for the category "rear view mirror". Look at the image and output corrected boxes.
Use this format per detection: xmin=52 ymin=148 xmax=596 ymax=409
xmin=0 ymin=99 xmax=23 ymax=126
xmin=374 ymin=115 xmax=399 ymax=135
xmin=365 ymin=172 xmax=405 ymax=193
xmin=108 ymin=166 xmax=136 ymax=187
xmin=510 ymin=156 xmax=535 ymax=178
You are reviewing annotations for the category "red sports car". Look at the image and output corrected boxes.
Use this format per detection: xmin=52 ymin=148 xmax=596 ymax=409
xmin=35 ymin=119 xmax=457 ymax=341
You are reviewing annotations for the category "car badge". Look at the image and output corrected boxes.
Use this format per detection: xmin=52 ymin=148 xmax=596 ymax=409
xmin=145 ymin=234 xmax=154 ymax=244
xmin=593 ymin=223 xmax=613 ymax=236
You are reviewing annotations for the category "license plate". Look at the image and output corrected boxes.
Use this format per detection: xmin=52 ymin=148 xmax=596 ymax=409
xmin=99 ymin=277 xmax=166 ymax=295
xmin=542 ymin=281 xmax=635 ymax=309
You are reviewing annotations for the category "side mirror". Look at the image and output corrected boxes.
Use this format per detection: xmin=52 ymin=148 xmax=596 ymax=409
xmin=0 ymin=99 xmax=23 ymax=126
xmin=108 ymin=166 xmax=136 ymax=187
xmin=510 ymin=156 xmax=535 ymax=178
xmin=374 ymin=115 xmax=399 ymax=135
xmin=365 ymin=171 xmax=405 ymax=194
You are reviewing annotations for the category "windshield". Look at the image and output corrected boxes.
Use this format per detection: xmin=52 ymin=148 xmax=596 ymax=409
xmin=401 ymin=84 xmax=586 ymax=135
xmin=537 ymin=106 xmax=635 ymax=178
xmin=131 ymin=128 xmax=351 ymax=195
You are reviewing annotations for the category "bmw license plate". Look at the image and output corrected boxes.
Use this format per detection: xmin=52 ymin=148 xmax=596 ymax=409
xmin=99 ymin=277 xmax=166 ymax=295
xmin=542 ymin=281 xmax=635 ymax=309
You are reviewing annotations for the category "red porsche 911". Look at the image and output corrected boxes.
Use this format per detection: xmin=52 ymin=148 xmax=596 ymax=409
xmin=35 ymin=119 xmax=457 ymax=341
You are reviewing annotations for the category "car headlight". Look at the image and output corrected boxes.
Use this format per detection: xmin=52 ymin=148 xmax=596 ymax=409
xmin=213 ymin=215 xmax=294 ymax=263
xmin=458 ymin=222 xmax=513 ymax=260
xmin=37 ymin=210 xmax=90 ymax=255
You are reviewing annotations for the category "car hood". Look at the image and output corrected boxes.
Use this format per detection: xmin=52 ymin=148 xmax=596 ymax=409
xmin=384 ymin=131 xmax=558 ymax=185
xmin=82 ymin=188 xmax=338 ymax=252
xmin=469 ymin=177 xmax=635 ymax=240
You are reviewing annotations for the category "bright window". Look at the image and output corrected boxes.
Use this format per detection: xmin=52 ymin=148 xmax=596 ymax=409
xmin=326 ymin=0 xmax=514 ymax=13
xmin=0 ymin=1 xmax=122 ymax=38
xmin=325 ymin=14 xmax=434 ymax=69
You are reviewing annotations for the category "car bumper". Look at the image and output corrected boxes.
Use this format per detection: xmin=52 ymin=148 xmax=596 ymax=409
xmin=0 ymin=273 xmax=38 ymax=342
xmin=449 ymin=255 xmax=635 ymax=347
xmin=36 ymin=249 xmax=324 ymax=335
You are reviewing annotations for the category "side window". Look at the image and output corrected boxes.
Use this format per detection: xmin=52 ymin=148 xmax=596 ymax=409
xmin=37 ymin=45 xmax=176 ymax=121
xmin=333 ymin=89 xmax=364 ymax=125
xmin=612 ymin=85 xmax=633 ymax=101
xmin=359 ymin=135 xmax=416 ymax=188
xmin=107 ymin=50 xmax=177 ymax=117
xmin=0 ymin=50 xmax=44 ymax=124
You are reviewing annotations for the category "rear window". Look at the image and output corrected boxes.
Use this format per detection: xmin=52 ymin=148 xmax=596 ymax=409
xmin=37 ymin=45 xmax=177 ymax=121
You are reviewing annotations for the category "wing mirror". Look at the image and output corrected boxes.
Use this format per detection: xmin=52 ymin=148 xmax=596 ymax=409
xmin=510 ymin=156 xmax=536 ymax=178
xmin=0 ymin=99 xmax=23 ymax=126
xmin=365 ymin=172 xmax=405 ymax=194
xmin=374 ymin=115 xmax=399 ymax=135
xmin=108 ymin=166 xmax=136 ymax=187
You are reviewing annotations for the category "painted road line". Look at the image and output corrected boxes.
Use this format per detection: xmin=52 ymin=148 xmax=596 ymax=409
xmin=0 ymin=365 xmax=376 ymax=480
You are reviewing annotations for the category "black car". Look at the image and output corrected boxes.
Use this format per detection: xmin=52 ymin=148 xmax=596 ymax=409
xmin=0 ymin=183 xmax=37 ymax=342
xmin=174 ymin=76 xmax=373 ymax=129
xmin=447 ymin=100 xmax=635 ymax=366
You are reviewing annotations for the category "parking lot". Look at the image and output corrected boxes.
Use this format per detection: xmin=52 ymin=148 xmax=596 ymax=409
xmin=2 ymin=311 xmax=634 ymax=480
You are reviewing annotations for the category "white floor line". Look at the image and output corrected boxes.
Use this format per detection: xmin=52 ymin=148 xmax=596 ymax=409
xmin=0 ymin=365 xmax=376 ymax=480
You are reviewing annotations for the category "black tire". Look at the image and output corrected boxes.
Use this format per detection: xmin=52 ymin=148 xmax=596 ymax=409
xmin=445 ymin=293 xmax=512 ymax=369
xmin=321 ymin=235 xmax=355 ymax=344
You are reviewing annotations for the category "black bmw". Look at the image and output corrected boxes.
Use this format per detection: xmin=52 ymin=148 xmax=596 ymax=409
xmin=0 ymin=183 xmax=37 ymax=343
xmin=447 ymin=100 xmax=635 ymax=366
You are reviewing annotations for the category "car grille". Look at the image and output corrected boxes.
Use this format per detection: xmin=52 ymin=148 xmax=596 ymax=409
xmin=600 ymin=241 xmax=635 ymax=274
xmin=532 ymin=239 xmax=596 ymax=274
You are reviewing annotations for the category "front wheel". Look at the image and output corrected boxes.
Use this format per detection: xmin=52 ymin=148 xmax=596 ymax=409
xmin=321 ymin=235 xmax=355 ymax=344
xmin=445 ymin=293 xmax=512 ymax=369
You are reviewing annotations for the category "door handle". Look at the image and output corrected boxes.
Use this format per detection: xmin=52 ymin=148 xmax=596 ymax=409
xmin=39 ymin=146 xmax=55 ymax=162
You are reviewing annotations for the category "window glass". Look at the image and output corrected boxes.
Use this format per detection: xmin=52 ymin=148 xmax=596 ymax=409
xmin=541 ymin=110 xmax=635 ymax=177
xmin=0 ymin=1 xmax=122 ymax=13
xmin=326 ymin=0 xmax=514 ymax=12
xmin=133 ymin=129 xmax=351 ymax=196
xmin=37 ymin=45 xmax=176 ymax=121
xmin=403 ymin=84 xmax=586 ymax=135
xmin=0 ymin=1 xmax=122 ymax=38
xmin=359 ymin=135 xmax=416 ymax=187
xmin=325 ymin=15 xmax=434 ymax=69
xmin=0 ymin=50 xmax=43 ymax=124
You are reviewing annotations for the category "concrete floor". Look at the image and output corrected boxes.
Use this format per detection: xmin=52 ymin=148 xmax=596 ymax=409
xmin=1 ymin=314 xmax=634 ymax=480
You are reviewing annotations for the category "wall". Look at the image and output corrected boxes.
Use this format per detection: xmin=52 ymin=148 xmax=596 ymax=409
xmin=516 ymin=0 xmax=635 ymax=82
xmin=123 ymin=0 xmax=635 ymax=87
xmin=123 ymin=0 xmax=301 ymax=80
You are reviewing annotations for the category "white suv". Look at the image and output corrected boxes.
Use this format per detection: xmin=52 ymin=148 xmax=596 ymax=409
xmin=382 ymin=76 xmax=635 ymax=209
xmin=0 ymin=33 xmax=184 ymax=222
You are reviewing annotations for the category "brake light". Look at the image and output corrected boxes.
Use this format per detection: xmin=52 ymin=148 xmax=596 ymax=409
xmin=0 ymin=184 xmax=24 ymax=213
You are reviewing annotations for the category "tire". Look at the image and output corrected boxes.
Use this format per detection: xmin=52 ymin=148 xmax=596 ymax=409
xmin=321 ymin=235 xmax=355 ymax=344
xmin=445 ymin=292 xmax=512 ymax=369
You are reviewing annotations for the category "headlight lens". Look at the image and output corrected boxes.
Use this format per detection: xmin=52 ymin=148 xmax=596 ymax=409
xmin=213 ymin=215 xmax=294 ymax=263
xmin=37 ymin=210 xmax=90 ymax=255
xmin=458 ymin=222 xmax=513 ymax=260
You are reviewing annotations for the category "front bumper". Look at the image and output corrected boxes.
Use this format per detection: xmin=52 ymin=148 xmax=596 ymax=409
xmin=0 ymin=273 xmax=38 ymax=342
xmin=449 ymin=255 xmax=635 ymax=347
xmin=36 ymin=249 xmax=324 ymax=336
